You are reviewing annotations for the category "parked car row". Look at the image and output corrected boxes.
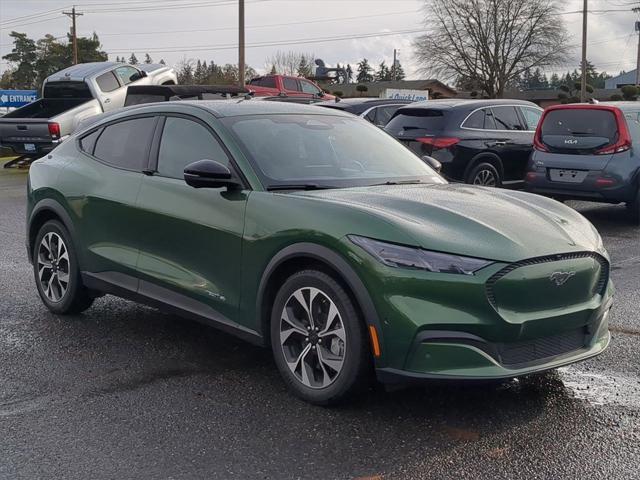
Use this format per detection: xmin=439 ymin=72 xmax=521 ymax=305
xmin=27 ymin=100 xmax=614 ymax=405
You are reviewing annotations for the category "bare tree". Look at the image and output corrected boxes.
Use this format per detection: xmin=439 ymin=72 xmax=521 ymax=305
xmin=414 ymin=0 xmax=570 ymax=98
xmin=265 ymin=50 xmax=315 ymax=76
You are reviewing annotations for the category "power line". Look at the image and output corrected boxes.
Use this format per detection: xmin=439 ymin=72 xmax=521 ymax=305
xmin=104 ymin=28 xmax=424 ymax=54
xmin=81 ymin=10 xmax=419 ymax=37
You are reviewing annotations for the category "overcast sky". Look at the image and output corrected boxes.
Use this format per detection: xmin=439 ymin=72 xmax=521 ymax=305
xmin=1 ymin=0 xmax=639 ymax=82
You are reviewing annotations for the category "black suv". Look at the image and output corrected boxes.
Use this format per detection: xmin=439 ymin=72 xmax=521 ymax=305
xmin=385 ymin=99 xmax=543 ymax=186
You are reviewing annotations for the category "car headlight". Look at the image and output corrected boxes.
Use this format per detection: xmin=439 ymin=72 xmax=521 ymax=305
xmin=349 ymin=235 xmax=493 ymax=275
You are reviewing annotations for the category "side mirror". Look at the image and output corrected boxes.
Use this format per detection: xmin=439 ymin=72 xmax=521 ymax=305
xmin=184 ymin=159 xmax=240 ymax=189
xmin=422 ymin=155 xmax=442 ymax=173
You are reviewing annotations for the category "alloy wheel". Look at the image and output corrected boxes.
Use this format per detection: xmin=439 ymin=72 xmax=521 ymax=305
xmin=473 ymin=169 xmax=497 ymax=186
xmin=37 ymin=232 xmax=70 ymax=302
xmin=279 ymin=287 xmax=346 ymax=389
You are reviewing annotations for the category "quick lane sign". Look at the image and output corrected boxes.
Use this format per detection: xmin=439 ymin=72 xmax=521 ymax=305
xmin=381 ymin=88 xmax=429 ymax=102
xmin=0 ymin=90 xmax=38 ymax=108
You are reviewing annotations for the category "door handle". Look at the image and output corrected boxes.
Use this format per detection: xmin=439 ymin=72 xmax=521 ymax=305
xmin=494 ymin=141 xmax=508 ymax=146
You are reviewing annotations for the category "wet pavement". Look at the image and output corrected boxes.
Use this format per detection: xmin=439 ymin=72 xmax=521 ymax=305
xmin=0 ymin=168 xmax=638 ymax=479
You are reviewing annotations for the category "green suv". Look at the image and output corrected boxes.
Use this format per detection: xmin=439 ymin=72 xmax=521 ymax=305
xmin=27 ymin=101 xmax=613 ymax=404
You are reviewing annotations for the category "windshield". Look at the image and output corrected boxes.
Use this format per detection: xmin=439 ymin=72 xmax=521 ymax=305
xmin=221 ymin=114 xmax=444 ymax=189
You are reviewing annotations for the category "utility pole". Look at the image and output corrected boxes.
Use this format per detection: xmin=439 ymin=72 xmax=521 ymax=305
xmin=62 ymin=6 xmax=83 ymax=65
xmin=580 ymin=0 xmax=588 ymax=102
xmin=634 ymin=9 xmax=640 ymax=85
xmin=238 ymin=0 xmax=245 ymax=88
xmin=392 ymin=49 xmax=397 ymax=82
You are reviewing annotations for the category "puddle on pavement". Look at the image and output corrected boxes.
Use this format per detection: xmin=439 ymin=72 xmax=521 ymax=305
xmin=558 ymin=367 xmax=640 ymax=409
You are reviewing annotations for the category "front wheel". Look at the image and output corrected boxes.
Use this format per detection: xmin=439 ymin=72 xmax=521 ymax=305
xmin=467 ymin=162 xmax=502 ymax=187
xmin=33 ymin=220 xmax=94 ymax=314
xmin=270 ymin=270 xmax=371 ymax=405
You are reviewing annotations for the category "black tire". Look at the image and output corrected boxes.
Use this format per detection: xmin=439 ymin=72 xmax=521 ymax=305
xmin=270 ymin=269 xmax=371 ymax=405
xmin=626 ymin=188 xmax=640 ymax=226
xmin=466 ymin=162 xmax=502 ymax=187
xmin=33 ymin=220 xmax=94 ymax=314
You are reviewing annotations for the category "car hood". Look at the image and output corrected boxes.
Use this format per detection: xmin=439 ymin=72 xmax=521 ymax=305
xmin=292 ymin=184 xmax=602 ymax=262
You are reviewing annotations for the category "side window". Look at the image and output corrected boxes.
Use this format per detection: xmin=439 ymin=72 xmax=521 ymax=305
xmin=157 ymin=116 xmax=229 ymax=179
xmin=93 ymin=117 xmax=157 ymax=170
xmin=462 ymin=109 xmax=485 ymax=129
xmin=364 ymin=108 xmax=377 ymax=123
xmin=114 ymin=66 xmax=141 ymax=86
xmin=300 ymin=80 xmax=321 ymax=95
xmin=96 ymin=72 xmax=120 ymax=93
xmin=283 ymin=78 xmax=300 ymax=91
xmin=79 ymin=129 xmax=101 ymax=155
xmin=251 ymin=77 xmax=276 ymax=88
xmin=491 ymin=106 xmax=523 ymax=130
xmin=520 ymin=107 xmax=542 ymax=131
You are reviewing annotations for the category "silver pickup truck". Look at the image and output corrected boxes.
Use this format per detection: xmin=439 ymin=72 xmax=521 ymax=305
xmin=0 ymin=62 xmax=177 ymax=159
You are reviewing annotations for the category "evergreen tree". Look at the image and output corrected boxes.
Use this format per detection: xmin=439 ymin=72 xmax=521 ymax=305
xmin=2 ymin=30 xmax=106 ymax=90
xmin=128 ymin=53 xmax=138 ymax=65
xmin=270 ymin=64 xmax=277 ymax=74
xmin=375 ymin=61 xmax=391 ymax=81
xmin=393 ymin=60 xmax=406 ymax=80
xmin=1 ymin=32 xmax=38 ymax=89
xmin=159 ymin=58 xmax=166 ymax=65
xmin=144 ymin=53 xmax=153 ymax=64
xmin=356 ymin=58 xmax=373 ymax=83
xmin=346 ymin=64 xmax=353 ymax=83
xmin=297 ymin=57 xmax=312 ymax=77
xmin=549 ymin=73 xmax=560 ymax=88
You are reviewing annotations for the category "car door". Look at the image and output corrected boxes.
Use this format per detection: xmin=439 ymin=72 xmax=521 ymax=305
xmin=94 ymin=71 xmax=122 ymax=112
xmin=282 ymin=77 xmax=304 ymax=97
xmin=488 ymin=105 xmax=533 ymax=181
xmin=108 ymin=65 xmax=146 ymax=109
xmin=134 ymin=113 xmax=249 ymax=325
xmin=300 ymin=79 xmax=322 ymax=98
xmin=68 ymin=115 xmax=159 ymax=285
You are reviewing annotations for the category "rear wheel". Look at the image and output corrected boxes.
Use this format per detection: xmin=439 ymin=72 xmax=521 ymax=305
xmin=467 ymin=162 xmax=502 ymax=187
xmin=626 ymin=188 xmax=640 ymax=225
xmin=33 ymin=220 xmax=94 ymax=314
xmin=270 ymin=270 xmax=370 ymax=405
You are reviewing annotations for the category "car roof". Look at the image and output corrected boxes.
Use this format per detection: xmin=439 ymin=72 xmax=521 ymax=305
xmin=399 ymin=98 xmax=540 ymax=111
xmin=46 ymin=62 xmax=123 ymax=82
xmin=317 ymin=98 xmax=412 ymax=109
xmin=177 ymin=99 xmax=354 ymax=117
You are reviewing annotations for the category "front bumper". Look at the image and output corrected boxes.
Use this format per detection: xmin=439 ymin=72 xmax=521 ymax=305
xmin=376 ymin=311 xmax=610 ymax=383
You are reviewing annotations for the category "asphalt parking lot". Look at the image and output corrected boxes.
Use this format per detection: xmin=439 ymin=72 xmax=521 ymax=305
xmin=0 ymin=166 xmax=638 ymax=480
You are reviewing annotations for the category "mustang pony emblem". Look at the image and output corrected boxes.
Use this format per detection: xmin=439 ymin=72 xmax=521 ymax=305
xmin=549 ymin=271 xmax=576 ymax=286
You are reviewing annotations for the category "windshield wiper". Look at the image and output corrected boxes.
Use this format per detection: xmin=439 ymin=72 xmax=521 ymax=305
xmin=266 ymin=183 xmax=336 ymax=191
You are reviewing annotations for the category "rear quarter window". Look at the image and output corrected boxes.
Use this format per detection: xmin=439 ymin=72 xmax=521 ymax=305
xmin=92 ymin=116 xmax=157 ymax=171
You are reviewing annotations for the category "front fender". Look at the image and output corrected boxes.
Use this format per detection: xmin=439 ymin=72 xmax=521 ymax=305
xmin=256 ymin=242 xmax=384 ymax=360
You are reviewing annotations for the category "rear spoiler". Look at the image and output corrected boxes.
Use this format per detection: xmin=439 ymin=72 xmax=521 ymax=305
xmin=125 ymin=84 xmax=251 ymax=106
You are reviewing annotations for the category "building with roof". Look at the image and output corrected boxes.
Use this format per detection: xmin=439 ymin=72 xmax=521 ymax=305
xmin=605 ymin=70 xmax=637 ymax=89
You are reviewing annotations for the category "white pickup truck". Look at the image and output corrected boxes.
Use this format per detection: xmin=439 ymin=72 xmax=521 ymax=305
xmin=0 ymin=62 xmax=177 ymax=159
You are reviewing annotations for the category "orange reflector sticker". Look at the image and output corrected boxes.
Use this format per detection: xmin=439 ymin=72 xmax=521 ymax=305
xmin=368 ymin=325 xmax=381 ymax=358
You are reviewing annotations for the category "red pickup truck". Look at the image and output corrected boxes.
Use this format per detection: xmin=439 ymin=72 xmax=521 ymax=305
xmin=247 ymin=75 xmax=334 ymax=100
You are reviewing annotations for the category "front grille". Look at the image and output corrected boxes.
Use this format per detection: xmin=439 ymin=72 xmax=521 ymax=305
xmin=485 ymin=251 xmax=609 ymax=308
xmin=498 ymin=328 xmax=587 ymax=366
